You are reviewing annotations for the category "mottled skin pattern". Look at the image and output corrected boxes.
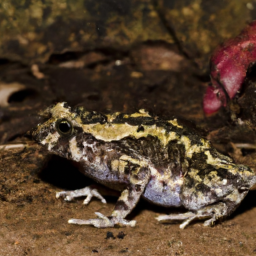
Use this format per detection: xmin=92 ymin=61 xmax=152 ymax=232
xmin=32 ymin=103 xmax=256 ymax=229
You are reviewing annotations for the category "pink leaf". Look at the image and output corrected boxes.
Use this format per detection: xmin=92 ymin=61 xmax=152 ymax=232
xmin=203 ymin=21 xmax=256 ymax=115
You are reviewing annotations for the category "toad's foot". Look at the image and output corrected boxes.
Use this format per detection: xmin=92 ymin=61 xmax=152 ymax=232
xmin=56 ymin=186 xmax=106 ymax=205
xmin=156 ymin=202 xmax=228 ymax=229
xmin=156 ymin=211 xmax=211 ymax=229
xmin=68 ymin=212 xmax=136 ymax=228
xmin=156 ymin=212 xmax=195 ymax=223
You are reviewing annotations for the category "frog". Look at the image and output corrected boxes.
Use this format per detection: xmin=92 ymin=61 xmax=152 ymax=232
xmin=31 ymin=102 xmax=256 ymax=229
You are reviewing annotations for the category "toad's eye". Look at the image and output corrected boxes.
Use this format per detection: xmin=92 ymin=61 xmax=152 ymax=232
xmin=56 ymin=119 xmax=73 ymax=136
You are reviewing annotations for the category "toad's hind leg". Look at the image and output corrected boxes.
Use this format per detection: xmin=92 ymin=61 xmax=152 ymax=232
xmin=69 ymin=166 xmax=151 ymax=228
xmin=156 ymin=202 xmax=228 ymax=229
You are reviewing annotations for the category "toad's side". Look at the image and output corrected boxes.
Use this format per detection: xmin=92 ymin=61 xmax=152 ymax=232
xmin=32 ymin=103 xmax=256 ymax=229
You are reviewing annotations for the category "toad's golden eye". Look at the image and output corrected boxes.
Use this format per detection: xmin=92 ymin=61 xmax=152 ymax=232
xmin=56 ymin=119 xmax=73 ymax=136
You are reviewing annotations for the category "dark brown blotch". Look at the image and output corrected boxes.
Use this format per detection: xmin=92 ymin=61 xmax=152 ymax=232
xmin=114 ymin=200 xmax=129 ymax=211
xmin=135 ymin=184 xmax=142 ymax=192
xmin=137 ymin=126 xmax=144 ymax=132
xmin=86 ymin=147 xmax=95 ymax=162
xmin=190 ymin=153 xmax=208 ymax=170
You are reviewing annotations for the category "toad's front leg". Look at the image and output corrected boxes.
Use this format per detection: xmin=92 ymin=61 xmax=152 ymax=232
xmin=56 ymin=185 xmax=107 ymax=205
xmin=69 ymin=165 xmax=151 ymax=228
